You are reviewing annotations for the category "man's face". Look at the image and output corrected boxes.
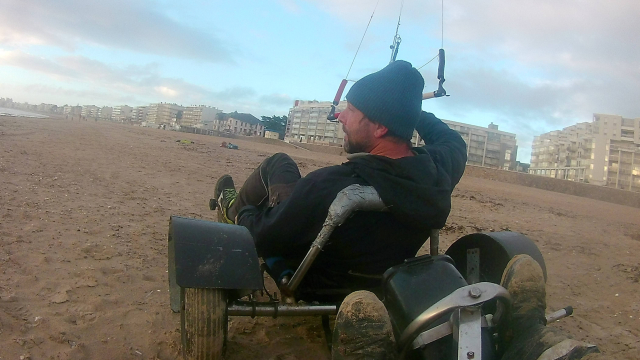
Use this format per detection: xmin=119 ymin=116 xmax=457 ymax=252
xmin=337 ymin=102 xmax=377 ymax=154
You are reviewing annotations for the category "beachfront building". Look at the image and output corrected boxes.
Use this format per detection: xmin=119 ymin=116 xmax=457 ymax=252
xmin=63 ymin=106 xmax=82 ymax=115
xmin=112 ymin=105 xmax=133 ymax=122
xmin=146 ymin=103 xmax=184 ymax=126
xmin=214 ymin=112 xmax=264 ymax=136
xmin=264 ymin=130 xmax=281 ymax=140
xmin=530 ymin=114 xmax=640 ymax=192
xmin=0 ymin=98 xmax=14 ymax=108
xmin=131 ymin=106 xmax=148 ymax=123
xmin=37 ymin=103 xmax=57 ymax=113
xmin=98 ymin=106 xmax=113 ymax=121
xmin=81 ymin=105 xmax=99 ymax=118
xmin=181 ymin=105 xmax=222 ymax=127
xmin=285 ymin=100 xmax=346 ymax=145
xmin=412 ymin=120 xmax=518 ymax=170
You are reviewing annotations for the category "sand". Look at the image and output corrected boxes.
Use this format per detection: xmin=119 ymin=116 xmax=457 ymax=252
xmin=0 ymin=116 xmax=638 ymax=359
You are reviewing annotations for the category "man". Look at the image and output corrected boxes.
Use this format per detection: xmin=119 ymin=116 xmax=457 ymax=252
xmin=213 ymin=60 xmax=467 ymax=292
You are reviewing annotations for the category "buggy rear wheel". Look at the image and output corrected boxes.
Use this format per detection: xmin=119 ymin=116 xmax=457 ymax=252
xmin=181 ymin=287 xmax=228 ymax=360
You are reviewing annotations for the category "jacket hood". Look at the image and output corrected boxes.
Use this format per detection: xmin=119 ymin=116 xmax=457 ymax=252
xmin=344 ymin=151 xmax=454 ymax=230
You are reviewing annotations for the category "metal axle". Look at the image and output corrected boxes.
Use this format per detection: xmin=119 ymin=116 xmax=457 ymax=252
xmin=228 ymin=303 xmax=338 ymax=317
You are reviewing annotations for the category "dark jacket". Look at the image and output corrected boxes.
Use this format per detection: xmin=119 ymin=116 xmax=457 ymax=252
xmin=237 ymin=112 xmax=467 ymax=276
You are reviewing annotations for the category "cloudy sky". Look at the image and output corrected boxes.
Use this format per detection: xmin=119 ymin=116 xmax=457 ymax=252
xmin=1 ymin=0 xmax=638 ymax=161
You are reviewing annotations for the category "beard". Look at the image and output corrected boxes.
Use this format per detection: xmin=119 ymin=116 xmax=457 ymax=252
xmin=343 ymin=134 xmax=369 ymax=154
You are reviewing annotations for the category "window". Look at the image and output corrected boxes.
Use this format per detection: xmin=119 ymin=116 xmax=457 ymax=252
xmin=621 ymin=129 xmax=634 ymax=138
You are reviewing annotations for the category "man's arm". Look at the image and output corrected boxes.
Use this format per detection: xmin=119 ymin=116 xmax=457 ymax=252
xmin=414 ymin=111 xmax=467 ymax=186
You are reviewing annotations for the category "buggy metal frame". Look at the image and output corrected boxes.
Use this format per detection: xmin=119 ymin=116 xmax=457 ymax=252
xmin=168 ymin=184 xmax=559 ymax=359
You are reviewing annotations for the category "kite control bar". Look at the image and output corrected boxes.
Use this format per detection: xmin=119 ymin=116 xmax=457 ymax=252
xmin=327 ymin=79 xmax=348 ymax=121
xmin=422 ymin=49 xmax=447 ymax=100
xmin=327 ymin=49 xmax=448 ymax=121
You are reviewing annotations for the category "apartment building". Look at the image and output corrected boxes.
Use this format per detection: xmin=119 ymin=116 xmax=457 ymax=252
xmin=37 ymin=103 xmax=57 ymax=113
xmin=414 ymin=120 xmax=518 ymax=170
xmin=112 ymin=105 xmax=133 ymax=122
xmin=63 ymin=106 xmax=82 ymax=115
xmin=146 ymin=103 xmax=183 ymax=125
xmin=529 ymin=123 xmax=592 ymax=182
xmin=265 ymin=130 xmax=280 ymax=140
xmin=529 ymin=114 xmax=640 ymax=192
xmin=131 ymin=106 xmax=148 ymax=123
xmin=0 ymin=98 xmax=14 ymax=108
xmin=98 ymin=106 xmax=113 ymax=121
xmin=181 ymin=105 xmax=222 ymax=127
xmin=81 ymin=105 xmax=99 ymax=118
xmin=285 ymin=100 xmax=346 ymax=145
xmin=215 ymin=112 xmax=264 ymax=136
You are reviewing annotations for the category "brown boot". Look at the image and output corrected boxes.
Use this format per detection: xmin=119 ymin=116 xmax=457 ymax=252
xmin=332 ymin=291 xmax=396 ymax=360
xmin=498 ymin=255 xmax=599 ymax=360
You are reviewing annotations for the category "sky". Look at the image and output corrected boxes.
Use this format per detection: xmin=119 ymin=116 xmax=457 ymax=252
xmin=1 ymin=0 xmax=639 ymax=161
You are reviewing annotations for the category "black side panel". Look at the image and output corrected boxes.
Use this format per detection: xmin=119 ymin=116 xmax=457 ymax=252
xmin=382 ymin=255 xmax=467 ymax=339
xmin=168 ymin=216 xmax=263 ymax=291
xmin=445 ymin=231 xmax=547 ymax=284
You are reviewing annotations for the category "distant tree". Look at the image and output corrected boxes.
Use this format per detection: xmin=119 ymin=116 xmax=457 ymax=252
xmin=260 ymin=115 xmax=287 ymax=134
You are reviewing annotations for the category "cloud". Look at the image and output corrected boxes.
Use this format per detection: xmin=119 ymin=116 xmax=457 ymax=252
xmin=0 ymin=50 xmax=291 ymax=116
xmin=0 ymin=0 xmax=234 ymax=63
xmin=278 ymin=0 xmax=301 ymax=13
xmin=445 ymin=1 xmax=640 ymax=71
xmin=0 ymin=50 xmax=78 ymax=78
xmin=0 ymin=50 xmax=212 ymax=100
xmin=17 ymin=83 xmax=139 ymax=106
xmin=155 ymin=86 xmax=179 ymax=98
xmin=259 ymin=93 xmax=293 ymax=106
xmin=214 ymin=87 xmax=257 ymax=101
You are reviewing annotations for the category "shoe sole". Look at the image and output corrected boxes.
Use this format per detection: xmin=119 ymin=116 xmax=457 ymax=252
xmin=211 ymin=174 xmax=233 ymax=211
xmin=215 ymin=175 xmax=233 ymax=199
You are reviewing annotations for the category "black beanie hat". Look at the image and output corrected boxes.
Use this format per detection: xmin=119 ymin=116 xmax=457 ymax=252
xmin=345 ymin=60 xmax=424 ymax=141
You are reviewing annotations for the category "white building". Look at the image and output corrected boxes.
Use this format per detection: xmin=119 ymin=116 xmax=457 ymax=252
xmin=423 ymin=121 xmax=518 ymax=170
xmin=182 ymin=105 xmax=222 ymax=127
xmin=146 ymin=103 xmax=184 ymax=125
xmin=285 ymin=100 xmax=345 ymax=145
xmin=112 ymin=105 xmax=133 ymax=122
xmin=214 ymin=112 xmax=264 ymax=136
xmin=81 ymin=105 xmax=99 ymax=118
xmin=131 ymin=106 xmax=148 ymax=123
xmin=529 ymin=114 xmax=640 ymax=192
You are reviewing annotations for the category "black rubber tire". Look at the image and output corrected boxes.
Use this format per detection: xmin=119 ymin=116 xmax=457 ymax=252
xmin=181 ymin=287 xmax=228 ymax=360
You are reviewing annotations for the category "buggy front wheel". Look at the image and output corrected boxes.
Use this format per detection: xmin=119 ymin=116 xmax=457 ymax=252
xmin=181 ymin=287 xmax=228 ymax=360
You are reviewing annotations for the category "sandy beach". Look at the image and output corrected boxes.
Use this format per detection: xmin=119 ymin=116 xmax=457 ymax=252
xmin=1 ymin=116 xmax=638 ymax=359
